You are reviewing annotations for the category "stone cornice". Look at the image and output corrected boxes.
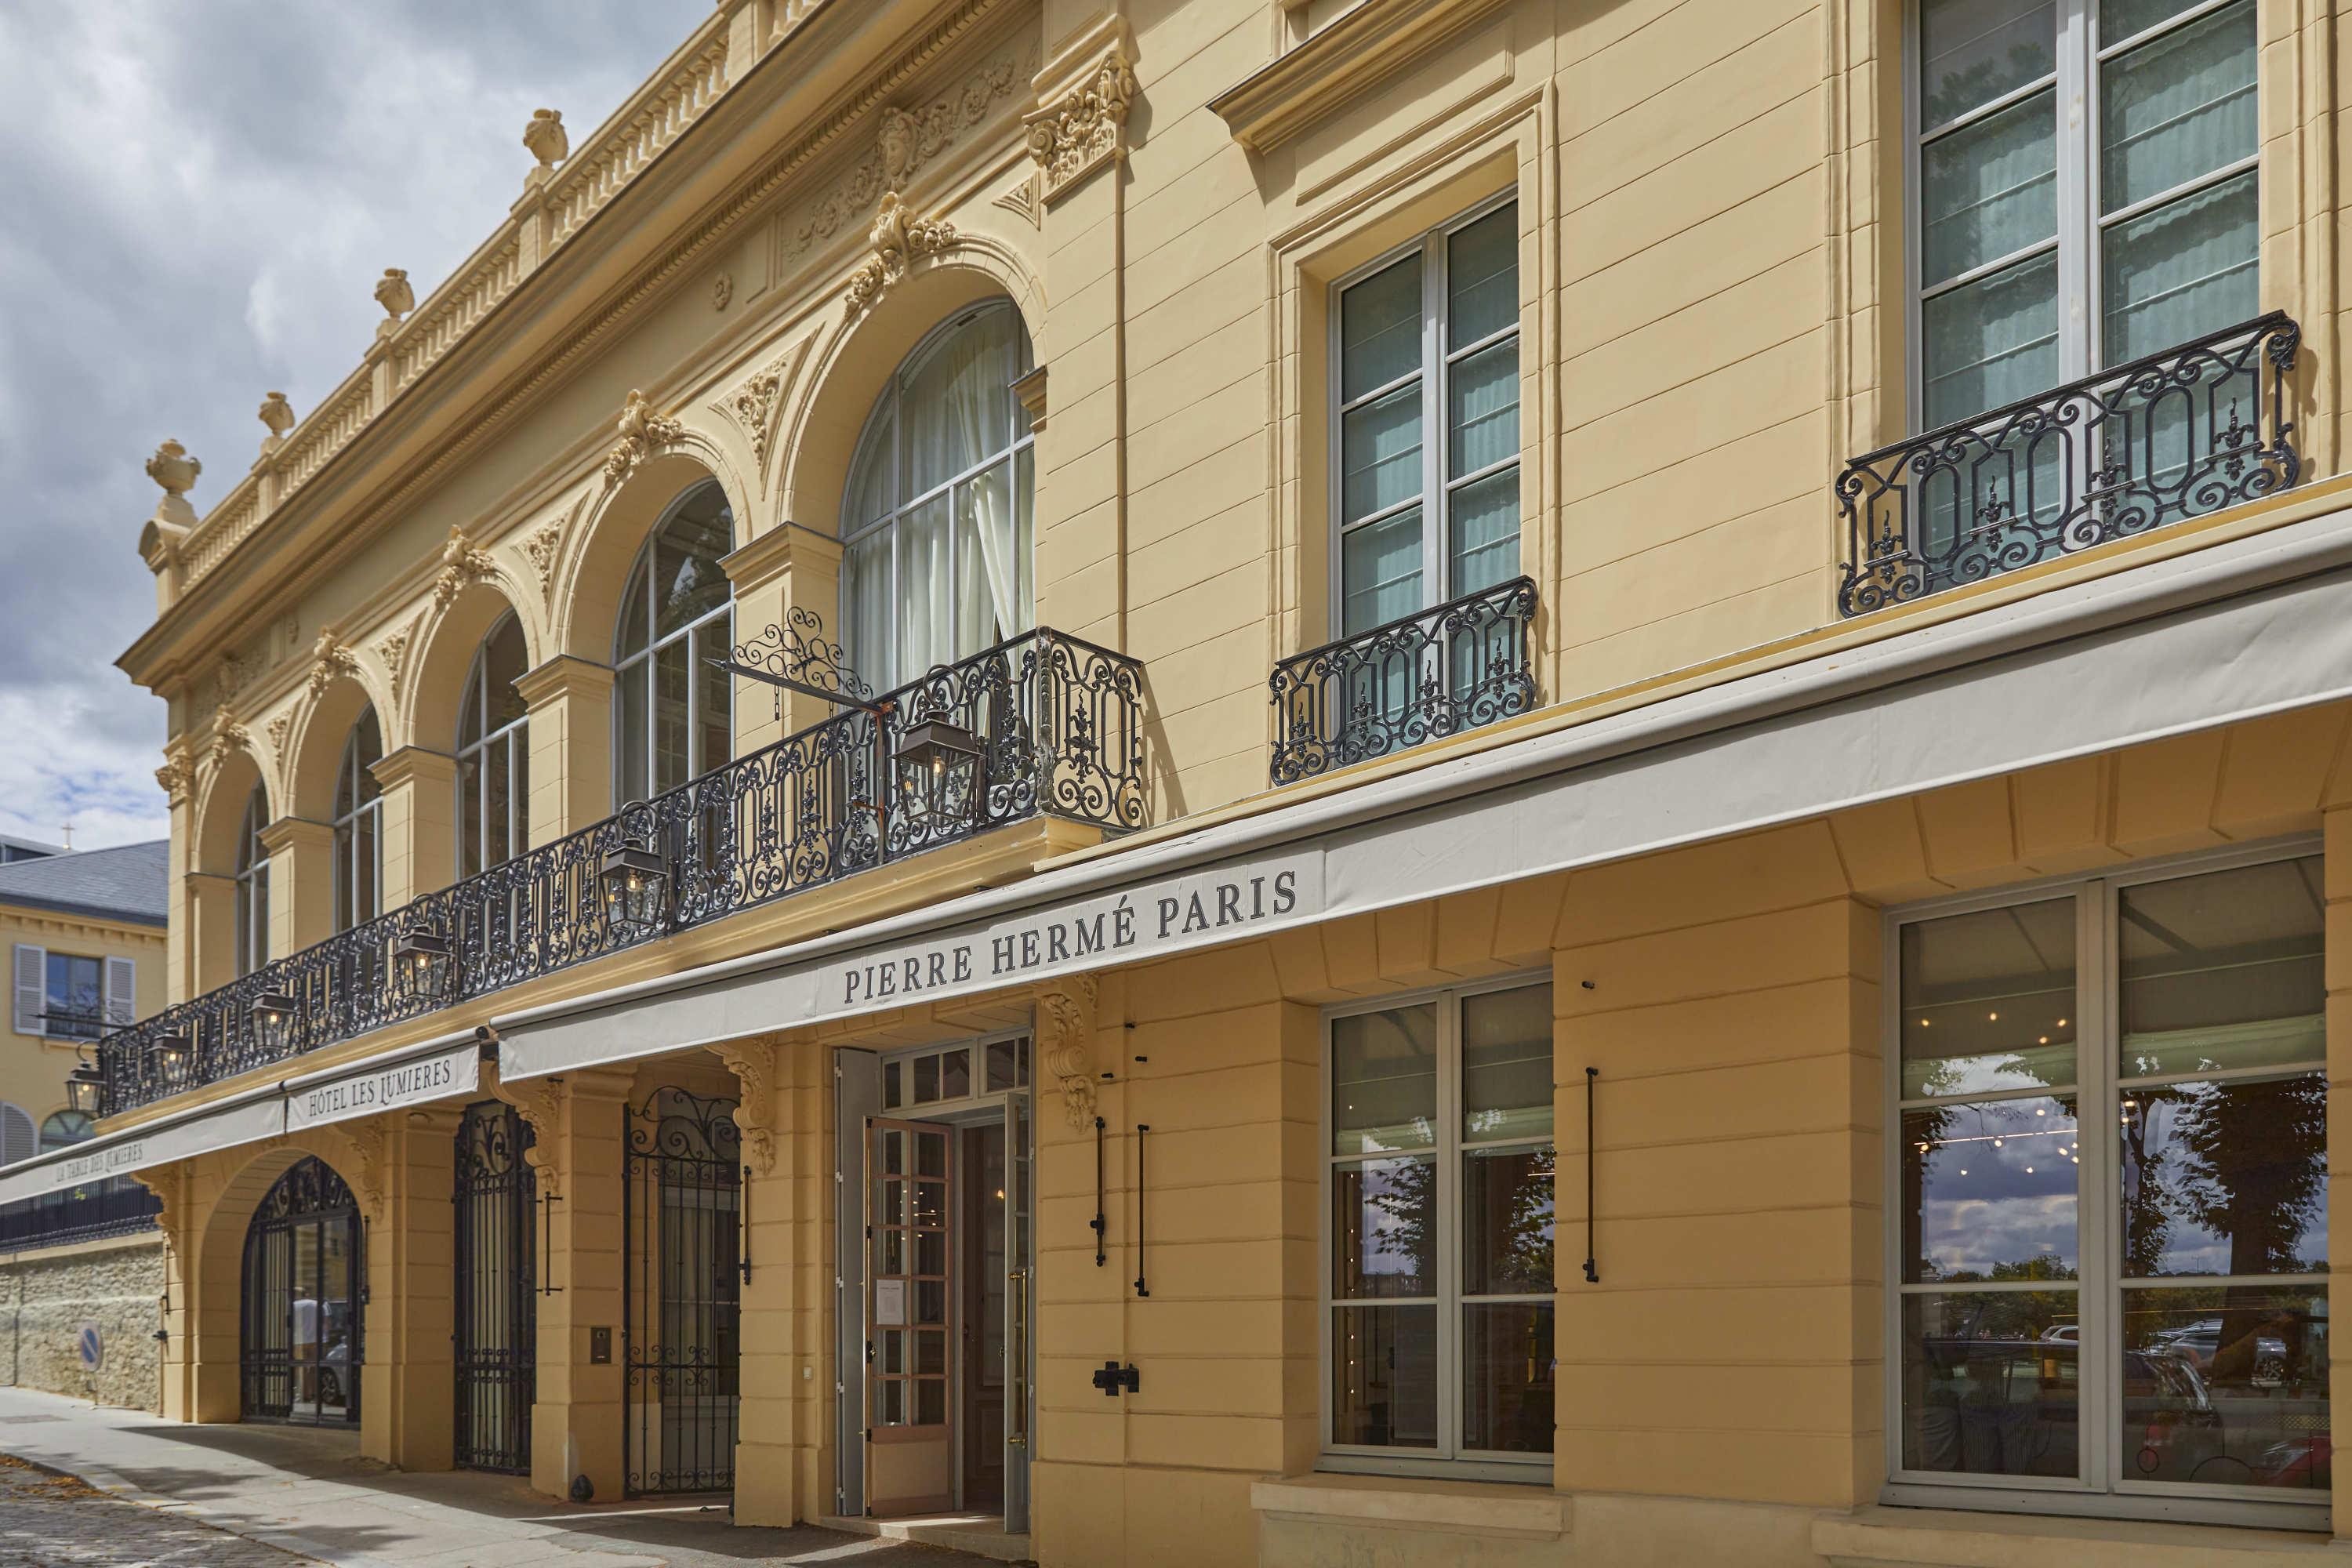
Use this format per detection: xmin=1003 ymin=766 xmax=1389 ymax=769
xmin=1210 ymin=0 xmax=1513 ymax=154
xmin=720 ymin=518 xmax=845 ymax=593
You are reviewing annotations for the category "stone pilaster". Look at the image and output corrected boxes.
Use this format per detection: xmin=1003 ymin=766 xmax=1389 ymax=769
xmin=514 ymin=655 xmax=615 ymax=846
xmin=719 ymin=524 xmax=846 ymax=753
xmin=256 ymin=817 xmax=336 ymax=960
xmin=372 ymin=746 xmax=459 ymax=906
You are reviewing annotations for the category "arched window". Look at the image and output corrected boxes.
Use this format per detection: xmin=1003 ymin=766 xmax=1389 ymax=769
xmin=615 ymin=481 xmax=734 ymax=802
xmin=333 ymin=706 xmax=383 ymax=931
xmin=457 ymin=613 xmax=530 ymax=878
xmin=234 ymin=785 xmax=270 ymax=974
xmin=840 ymin=300 xmax=1035 ymax=691
xmin=38 ymin=1109 xmax=91 ymax=1152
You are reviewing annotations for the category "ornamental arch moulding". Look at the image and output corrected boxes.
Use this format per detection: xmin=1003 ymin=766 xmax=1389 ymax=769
xmin=554 ymin=435 xmax=748 ymax=667
xmin=776 ymin=247 xmax=1043 ymax=546
xmin=282 ymin=654 xmax=396 ymax=823
xmin=191 ymin=739 xmax=270 ymax=883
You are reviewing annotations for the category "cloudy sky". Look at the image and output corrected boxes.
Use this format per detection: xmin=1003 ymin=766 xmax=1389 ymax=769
xmin=0 ymin=2 xmax=699 ymax=849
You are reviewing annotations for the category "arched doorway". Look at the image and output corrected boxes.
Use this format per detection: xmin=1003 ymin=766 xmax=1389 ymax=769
xmin=241 ymin=1156 xmax=364 ymax=1426
xmin=453 ymin=1100 xmax=536 ymax=1472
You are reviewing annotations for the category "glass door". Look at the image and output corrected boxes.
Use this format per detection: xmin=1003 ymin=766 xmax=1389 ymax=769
xmin=867 ymin=1118 xmax=953 ymax=1515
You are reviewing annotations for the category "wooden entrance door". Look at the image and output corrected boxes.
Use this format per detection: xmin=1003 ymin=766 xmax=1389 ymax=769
xmin=866 ymin=1118 xmax=953 ymax=1514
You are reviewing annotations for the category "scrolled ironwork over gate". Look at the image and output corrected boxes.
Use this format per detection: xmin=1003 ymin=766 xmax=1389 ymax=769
xmin=454 ymin=1100 xmax=535 ymax=1473
xmin=622 ymin=1087 xmax=742 ymax=1497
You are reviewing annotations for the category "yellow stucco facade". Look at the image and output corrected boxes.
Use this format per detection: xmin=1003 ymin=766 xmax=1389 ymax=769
xmin=56 ymin=0 xmax=2352 ymax=1563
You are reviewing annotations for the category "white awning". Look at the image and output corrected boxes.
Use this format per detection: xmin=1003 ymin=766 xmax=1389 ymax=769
xmin=0 ymin=1031 xmax=479 ymax=1207
xmin=492 ymin=503 xmax=2352 ymax=1082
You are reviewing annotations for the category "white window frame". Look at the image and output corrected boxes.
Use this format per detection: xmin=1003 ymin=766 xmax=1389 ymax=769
xmin=1326 ymin=192 xmax=1522 ymax=643
xmin=1882 ymin=835 xmax=2328 ymax=1531
xmin=1904 ymin=0 xmax=2261 ymax=430
xmin=332 ymin=709 xmax=383 ymax=933
xmin=612 ymin=480 xmax=735 ymax=805
xmin=234 ymin=784 xmax=270 ymax=975
xmin=1319 ymin=971 xmax=1554 ymax=1483
xmin=456 ymin=613 xmax=531 ymax=878
xmin=839 ymin=300 xmax=1036 ymax=695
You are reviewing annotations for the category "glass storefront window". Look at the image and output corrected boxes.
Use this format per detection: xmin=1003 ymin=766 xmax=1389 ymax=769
xmin=1891 ymin=851 xmax=2328 ymax=1522
xmin=1326 ymin=978 xmax=1553 ymax=1475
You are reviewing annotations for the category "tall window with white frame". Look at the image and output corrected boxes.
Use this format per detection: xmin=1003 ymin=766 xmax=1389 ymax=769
xmin=840 ymin=300 xmax=1035 ymax=695
xmin=615 ymin=481 xmax=734 ymax=804
xmin=234 ymin=784 xmax=270 ymax=975
xmin=1893 ymin=850 xmax=2328 ymax=1521
xmin=1334 ymin=198 xmax=1520 ymax=639
xmin=332 ymin=706 xmax=383 ymax=931
xmin=456 ymin=614 xmax=530 ymax=878
xmin=1326 ymin=979 xmax=1555 ymax=1475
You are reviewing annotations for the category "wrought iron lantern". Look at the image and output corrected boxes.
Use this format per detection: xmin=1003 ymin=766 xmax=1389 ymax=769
xmin=393 ymin=927 xmax=455 ymax=1003
xmin=894 ymin=717 xmax=982 ymax=778
xmin=598 ymin=839 xmax=669 ymax=933
xmin=64 ymin=1058 xmax=105 ymax=1116
xmin=152 ymin=1030 xmax=193 ymax=1087
xmin=250 ymin=992 xmax=300 ymax=1056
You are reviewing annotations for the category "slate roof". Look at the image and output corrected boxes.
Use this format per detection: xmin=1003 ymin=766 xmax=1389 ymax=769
xmin=0 ymin=840 xmax=169 ymax=927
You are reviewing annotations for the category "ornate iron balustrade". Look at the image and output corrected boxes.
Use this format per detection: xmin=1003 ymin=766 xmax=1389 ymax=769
xmin=1269 ymin=577 xmax=1538 ymax=786
xmin=101 ymin=629 xmax=1146 ymax=1116
xmin=1837 ymin=314 xmax=2301 ymax=616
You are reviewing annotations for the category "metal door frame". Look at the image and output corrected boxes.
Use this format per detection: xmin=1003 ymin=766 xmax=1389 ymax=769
xmin=622 ymin=1085 xmax=742 ymax=1497
xmin=239 ymin=1155 xmax=364 ymax=1427
xmin=453 ymin=1099 xmax=535 ymax=1473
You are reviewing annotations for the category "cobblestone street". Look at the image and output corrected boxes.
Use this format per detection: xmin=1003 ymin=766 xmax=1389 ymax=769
xmin=0 ymin=1451 xmax=309 ymax=1567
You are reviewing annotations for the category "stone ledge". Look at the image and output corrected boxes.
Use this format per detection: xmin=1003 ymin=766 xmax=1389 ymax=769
xmin=1815 ymin=1504 xmax=2336 ymax=1567
xmin=1251 ymin=1472 xmax=1567 ymax=1540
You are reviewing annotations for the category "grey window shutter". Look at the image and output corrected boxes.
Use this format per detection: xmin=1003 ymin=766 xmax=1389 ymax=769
xmin=104 ymin=956 xmax=136 ymax=1026
xmin=0 ymin=1103 xmax=33 ymax=1165
xmin=11 ymin=946 xmax=43 ymax=1037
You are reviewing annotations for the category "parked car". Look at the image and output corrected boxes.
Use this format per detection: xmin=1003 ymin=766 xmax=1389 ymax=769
xmin=2149 ymin=1317 xmax=2288 ymax=1387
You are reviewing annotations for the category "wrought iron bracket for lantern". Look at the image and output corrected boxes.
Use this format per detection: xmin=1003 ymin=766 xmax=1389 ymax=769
xmin=598 ymin=838 xmax=670 ymax=934
xmin=711 ymin=604 xmax=891 ymax=720
xmin=394 ymin=927 xmax=456 ymax=1004
xmin=250 ymin=992 xmax=300 ymax=1058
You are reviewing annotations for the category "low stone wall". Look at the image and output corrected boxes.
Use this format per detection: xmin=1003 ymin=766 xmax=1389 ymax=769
xmin=0 ymin=1230 xmax=165 ymax=1412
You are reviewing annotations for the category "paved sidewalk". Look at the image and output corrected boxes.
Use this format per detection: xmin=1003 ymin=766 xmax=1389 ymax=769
xmin=0 ymin=1387 xmax=975 ymax=1568
xmin=0 ymin=1449 xmax=308 ymax=1566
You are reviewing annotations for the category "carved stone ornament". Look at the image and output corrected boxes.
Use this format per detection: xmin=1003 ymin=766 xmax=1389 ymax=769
xmin=1024 ymin=45 xmax=1138 ymax=200
xmin=602 ymin=389 xmax=685 ymax=488
xmin=711 ymin=271 xmax=734 ymax=311
xmin=130 ymin=1167 xmax=187 ymax=1250
xmin=342 ymin=1122 xmax=393 ymax=1223
xmin=709 ymin=1035 xmax=783 ymax=1176
xmin=154 ymin=744 xmax=194 ymax=804
xmin=209 ymin=704 xmax=251 ymax=765
xmin=374 ymin=267 xmax=415 ymax=321
xmin=1036 ymin=975 xmax=1101 ymax=1131
xmin=376 ymin=619 xmax=418 ymax=695
xmin=307 ymin=630 xmax=361 ymax=697
xmin=992 ymin=172 xmax=1043 ymax=230
xmin=845 ymin=194 xmax=956 ymax=315
xmin=214 ymin=648 xmax=252 ymax=704
xmin=267 ymin=710 xmax=293 ymax=757
xmin=146 ymin=439 xmax=201 ymax=528
xmin=434 ymin=525 xmax=497 ymax=607
xmin=523 ymin=520 xmax=562 ymax=588
xmin=720 ymin=343 xmax=805 ymax=476
xmin=497 ymin=1076 xmax=564 ymax=1199
xmin=523 ymin=107 xmax=569 ymax=169
xmin=258 ymin=391 xmax=296 ymax=443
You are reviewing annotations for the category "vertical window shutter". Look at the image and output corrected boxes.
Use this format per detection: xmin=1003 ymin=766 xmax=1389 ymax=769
xmin=104 ymin=957 xmax=136 ymax=1026
xmin=11 ymin=946 xmax=42 ymax=1036
xmin=0 ymin=1104 xmax=33 ymax=1166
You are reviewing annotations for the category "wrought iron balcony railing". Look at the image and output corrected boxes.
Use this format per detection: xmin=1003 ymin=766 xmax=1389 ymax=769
xmin=1269 ymin=577 xmax=1538 ymax=786
xmin=101 ymin=629 xmax=1146 ymax=1116
xmin=1837 ymin=314 xmax=2301 ymax=616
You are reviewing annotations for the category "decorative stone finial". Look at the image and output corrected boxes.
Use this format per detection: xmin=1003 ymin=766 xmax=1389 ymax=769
xmin=373 ymin=268 xmax=415 ymax=340
xmin=524 ymin=107 xmax=569 ymax=169
xmin=257 ymin=391 xmax=295 ymax=455
xmin=145 ymin=439 xmax=201 ymax=528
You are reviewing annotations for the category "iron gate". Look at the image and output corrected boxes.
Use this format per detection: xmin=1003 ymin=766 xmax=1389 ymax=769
xmin=622 ymin=1087 xmax=742 ymax=1496
xmin=241 ymin=1156 xmax=364 ymax=1426
xmin=453 ymin=1100 xmax=535 ymax=1473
